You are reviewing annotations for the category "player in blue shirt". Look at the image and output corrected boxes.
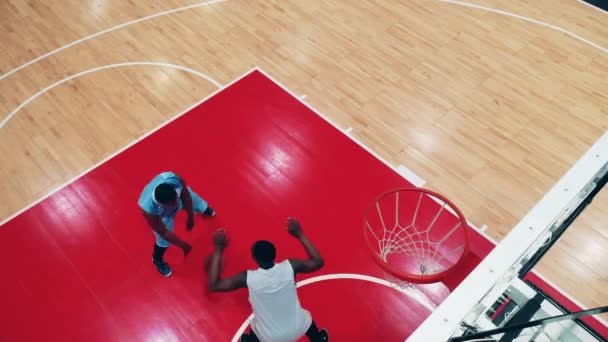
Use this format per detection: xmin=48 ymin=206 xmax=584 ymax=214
xmin=138 ymin=171 xmax=215 ymax=277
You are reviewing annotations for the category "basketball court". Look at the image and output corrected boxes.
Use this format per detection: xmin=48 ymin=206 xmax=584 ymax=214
xmin=1 ymin=1 xmax=608 ymax=341
xmin=0 ymin=68 xmax=605 ymax=341
xmin=0 ymin=69 xmax=475 ymax=340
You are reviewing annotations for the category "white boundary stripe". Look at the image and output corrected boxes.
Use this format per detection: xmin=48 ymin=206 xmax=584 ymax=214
xmin=1 ymin=0 xmax=607 ymax=84
xmin=257 ymin=71 xmax=494 ymax=234
xmin=434 ymin=196 xmax=608 ymax=330
xmin=0 ymin=67 xmax=257 ymax=228
xmin=438 ymin=0 xmax=608 ymax=54
xmin=2 ymin=62 xmax=605 ymax=333
xmin=0 ymin=0 xmax=227 ymax=81
xmin=408 ymin=132 xmax=608 ymax=341
xmin=229 ymin=273 xmax=437 ymax=342
xmin=424 ymin=180 xmax=607 ymax=329
xmin=467 ymin=220 xmax=488 ymax=236
xmin=0 ymin=66 xmax=439 ymax=339
xmin=256 ymin=69 xmax=411 ymax=190
xmin=576 ymin=0 xmax=608 ymax=15
xmin=396 ymin=164 xmax=426 ymax=187
xmin=0 ymin=61 xmax=221 ymax=129
xmin=256 ymin=68 xmax=608 ymax=334
xmin=260 ymin=63 xmax=497 ymax=246
xmin=466 ymin=220 xmax=496 ymax=243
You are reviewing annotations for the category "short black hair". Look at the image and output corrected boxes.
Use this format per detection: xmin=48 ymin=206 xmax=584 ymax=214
xmin=251 ymin=240 xmax=276 ymax=264
xmin=154 ymin=183 xmax=177 ymax=204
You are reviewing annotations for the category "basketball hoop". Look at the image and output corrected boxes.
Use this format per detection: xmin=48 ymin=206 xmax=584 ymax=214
xmin=364 ymin=188 xmax=469 ymax=284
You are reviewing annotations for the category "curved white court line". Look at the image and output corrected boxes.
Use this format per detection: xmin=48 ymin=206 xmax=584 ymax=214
xmin=256 ymin=68 xmax=608 ymax=332
xmin=1 ymin=0 xmax=607 ymax=84
xmin=0 ymin=0 xmax=226 ymax=81
xmin=0 ymin=61 xmax=221 ymax=129
xmin=576 ymin=0 xmax=608 ymax=15
xmin=438 ymin=0 xmax=608 ymax=54
xmin=229 ymin=273 xmax=437 ymax=342
xmin=0 ymin=67 xmax=255 ymax=229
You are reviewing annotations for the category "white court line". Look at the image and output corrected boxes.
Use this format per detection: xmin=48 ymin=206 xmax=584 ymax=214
xmin=1 ymin=0 xmax=605 ymax=214
xmin=0 ymin=0 xmax=602 ymax=332
xmin=256 ymin=68 xmax=608 ymax=330
xmin=0 ymin=0 xmax=227 ymax=81
xmin=0 ymin=61 xmax=221 ymax=129
xmin=438 ymin=0 xmax=608 ymax=54
xmin=258 ymin=68 xmax=493 ymax=232
xmin=576 ymin=0 xmax=608 ymax=15
xmin=396 ymin=164 xmax=426 ymax=187
xmin=1 ymin=0 xmax=607 ymax=85
xmin=230 ymin=273 xmax=437 ymax=342
xmin=0 ymin=67 xmax=258 ymax=228
xmin=0 ymin=67 xmax=440 ymax=338
xmin=257 ymin=69 xmax=417 ymax=195
xmin=444 ymin=215 xmax=608 ymax=328
xmin=259 ymin=67 xmax=491 ymax=233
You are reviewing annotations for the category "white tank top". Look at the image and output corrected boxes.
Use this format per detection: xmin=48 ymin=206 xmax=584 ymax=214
xmin=246 ymin=260 xmax=312 ymax=342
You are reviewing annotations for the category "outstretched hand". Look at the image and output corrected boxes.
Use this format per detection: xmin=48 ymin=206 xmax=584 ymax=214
xmin=213 ymin=228 xmax=229 ymax=250
xmin=286 ymin=217 xmax=304 ymax=239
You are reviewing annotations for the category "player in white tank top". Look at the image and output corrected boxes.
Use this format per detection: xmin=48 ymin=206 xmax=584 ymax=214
xmin=246 ymin=259 xmax=311 ymax=341
xmin=206 ymin=218 xmax=330 ymax=342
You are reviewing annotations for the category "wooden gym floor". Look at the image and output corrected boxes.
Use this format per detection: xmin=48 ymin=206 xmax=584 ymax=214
xmin=1 ymin=0 xmax=607 ymax=324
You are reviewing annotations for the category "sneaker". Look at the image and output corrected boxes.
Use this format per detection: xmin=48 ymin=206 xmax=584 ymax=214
xmin=203 ymin=206 xmax=216 ymax=217
xmin=153 ymin=260 xmax=172 ymax=277
xmin=319 ymin=329 xmax=329 ymax=341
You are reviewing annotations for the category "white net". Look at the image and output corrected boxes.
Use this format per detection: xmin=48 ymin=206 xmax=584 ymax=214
xmin=408 ymin=133 xmax=608 ymax=342
xmin=364 ymin=188 xmax=468 ymax=283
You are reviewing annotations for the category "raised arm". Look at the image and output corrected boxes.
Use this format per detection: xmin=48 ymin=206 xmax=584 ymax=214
xmin=143 ymin=211 xmax=191 ymax=255
xmin=207 ymin=229 xmax=247 ymax=292
xmin=286 ymin=218 xmax=325 ymax=274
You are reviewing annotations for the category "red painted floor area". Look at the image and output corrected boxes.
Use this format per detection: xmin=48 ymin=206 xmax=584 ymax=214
xmin=524 ymin=273 xmax=608 ymax=337
xmin=0 ymin=70 xmax=603 ymax=341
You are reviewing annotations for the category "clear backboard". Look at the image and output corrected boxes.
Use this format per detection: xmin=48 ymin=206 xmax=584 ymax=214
xmin=407 ymin=132 xmax=608 ymax=341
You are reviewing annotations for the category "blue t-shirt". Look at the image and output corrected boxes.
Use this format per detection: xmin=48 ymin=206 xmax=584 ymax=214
xmin=138 ymin=172 xmax=183 ymax=217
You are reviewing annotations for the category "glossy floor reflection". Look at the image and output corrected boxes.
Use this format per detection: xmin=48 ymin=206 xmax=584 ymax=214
xmin=1 ymin=70 xmax=597 ymax=341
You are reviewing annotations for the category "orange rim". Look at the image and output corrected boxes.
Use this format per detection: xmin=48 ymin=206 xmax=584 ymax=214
xmin=363 ymin=187 xmax=470 ymax=284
